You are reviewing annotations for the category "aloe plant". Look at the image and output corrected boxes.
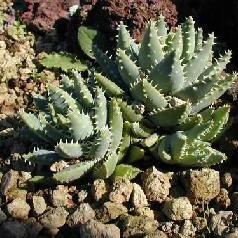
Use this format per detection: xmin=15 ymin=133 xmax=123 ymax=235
xmin=20 ymin=71 xmax=130 ymax=183
xmin=90 ymin=16 xmax=236 ymax=166
xmin=20 ymin=16 xmax=235 ymax=184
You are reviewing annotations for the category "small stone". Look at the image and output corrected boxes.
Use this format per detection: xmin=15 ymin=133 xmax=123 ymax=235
xmin=209 ymin=211 xmax=233 ymax=236
xmin=163 ymin=197 xmax=193 ymax=221
xmin=78 ymin=189 xmax=88 ymax=203
xmin=39 ymin=207 xmax=69 ymax=229
xmin=50 ymin=160 xmax=68 ymax=172
xmin=134 ymin=206 xmax=155 ymax=219
xmin=0 ymin=209 xmax=7 ymax=224
xmin=224 ymin=232 xmax=238 ymax=238
xmin=119 ymin=214 xmax=158 ymax=237
xmin=215 ymin=188 xmax=231 ymax=209
xmin=48 ymin=228 xmax=59 ymax=236
xmin=160 ymin=221 xmax=180 ymax=237
xmin=0 ymin=221 xmax=28 ymax=238
xmin=142 ymin=167 xmax=171 ymax=203
xmin=183 ymin=168 xmax=220 ymax=204
xmin=67 ymin=203 xmax=95 ymax=227
xmin=131 ymin=183 xmax=148 ymax=208
xmin=6 ymin=189 xmax=27 ymax=201
xmin=144 ymin=230 xmax=168 ymax=238
xmin=80 ymin=219 xmax=120 ymax=238
xmin=179 ymin=220 xmax=196 ymax=237
xmin=91 ymin=179 xmax=109 ymax=201
xmin=221 ymin=172 xmax=233 ymax=189
xmin=109 ymin=177 xmax=133 ymax=204
xmin=1 ymin=170 xmax=19 ymax=195
xmin=96 ymin=201 xmax=127 ymax=223
xmin=7 ymin=198 xmax=30 ymax=220
xmin=33 ymin=196 xmax=47 ymax=215
xmin=192 ymin=217 xmax=207 ymax=232
xmin=18 ymin=172 xmax=32 ymax=187
xmin=51 ymin=185 xmax=70 ymax=207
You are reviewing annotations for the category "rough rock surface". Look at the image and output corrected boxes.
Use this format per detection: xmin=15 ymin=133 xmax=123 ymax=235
xmin=20 ymin=0 xmax=79 ymax=31
xmin=131 ymin=183 xmax=148 ymax=208
xmin=119 ymin=214 xmax=158 ymax=237
xmin=6 ymin=188 xmax=27 ymax=201
xmin=134 ymin=206 xmax=155 ymax=219
xmin=142 ymin=167 xmax=171 ymax=202
xmin=163 ymin=197 xmax=193 ymax=221
xmin=32 ymin=195 xmax=47 ymax=215
xmin=224 ymin=232 xmax=238 ymax=238
xmin=80 ymin=219 xmax=120 ymax=238
xmin=183 ymin=168 xmax=220 ymax=204
xmin=67 ymin=203 xmax=95 ymax=227
xmin=209 ymin=211 xmax=233 ymax=236
xmin=91 ymin=179 xmax=109 ymax=201
xmin=0 ymin=169 xmax=19 ymax=195
xmin=0 ymin=15 xmax=36 ymax=83
xmin=179 ymin=220 xmax=197 ymax=237
xmin=78 ymin=0 xmax=177 ymax=42
xmin=159 ymin=221 xmax=180 ymax=237
xmin=7 ymin=198 xmax=31 ymax=220
xmin=192 ymin=217 xmax=207 ymax=233
xmin=221 ymin=172 xmax=233 ymax=189
xmin=38 ymin=207 xmax=69 ymax=229
xmin=109 ymin=177 xmax=133 ymax=204
xmin=78 ymin=189 xmax=88 ymax=202
xmin=50 ymin=185 xmax=70 ymax=207
xmin=96 ymin=201 xmax=127 ymax=223
xmin=215 ymin=188 xmax=231 ymax=209
xmin=144 ymin=230 xmax=168 ymax=238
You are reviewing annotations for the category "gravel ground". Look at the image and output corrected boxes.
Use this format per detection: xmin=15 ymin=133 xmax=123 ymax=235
xmin=0 ymin=167 xmax=238 ymax=237
xmin=1 ymin=1 xmax=238 ymax=238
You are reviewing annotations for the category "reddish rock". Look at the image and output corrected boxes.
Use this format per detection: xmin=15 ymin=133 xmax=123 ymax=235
xmin=20 ymin=0 xmax=79 ymax=31
xmin=68 ymin=0 xmax=178 ymax=51
xmin=81 ymin=0 xmax=178 ymax=42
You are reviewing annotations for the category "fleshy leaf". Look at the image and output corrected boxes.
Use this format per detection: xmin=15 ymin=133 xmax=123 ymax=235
xmin=109 ymin=99 xmax=123 ymax=152
xmin=78 ymin=26 xmax=108 ymax=59
xmin=55 ymin=141 xmax=83 ymax=159
xmin=112 ymin=164 xmax=141 ymax=180
xmin=184 ymin=33 xmax=215 ymax=86
xmin=117 ymin=49 xmax=140 ymax=86
xmin=127 ymin=145 xmax=145 ymax=164
xmin=181 ymin=16 xmax=196 ymax=62
xmin=117 ymin=22 xmax=139 ymax=59
xmin=53 ymin=159 xmax=98 ymax=183
xmin=72 ymin=71 xmax=94 ymax=109
xmin=87 ymin=127 xmax=112 ymax=159
xmin=68 ymin=111 xmax=94 ymax=141
xmin=139 ymin=21 xmax=164 ymax=71
xmin=149 ymin=103 xmax=191 ymax=127
xmin=40 ymin=52 xmax=87 ymax=72
xmin=149 ymin=51 xmax=184 ymax=93
xmin=94 ymin=73 xmax=124 ymax=97
xmin=94 ymin=87 xmax=107 ymax=130
xmin=93 ymin=153 xmax=119 ymax=179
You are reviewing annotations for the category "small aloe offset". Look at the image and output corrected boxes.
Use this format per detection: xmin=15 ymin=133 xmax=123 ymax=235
xmin=157 ymin=106 xmax=230 ymax=166
xmin=90 ymin=16 xmax=236 ymax=166
xmin=20 ymin=71 xmax=131 ymax=183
